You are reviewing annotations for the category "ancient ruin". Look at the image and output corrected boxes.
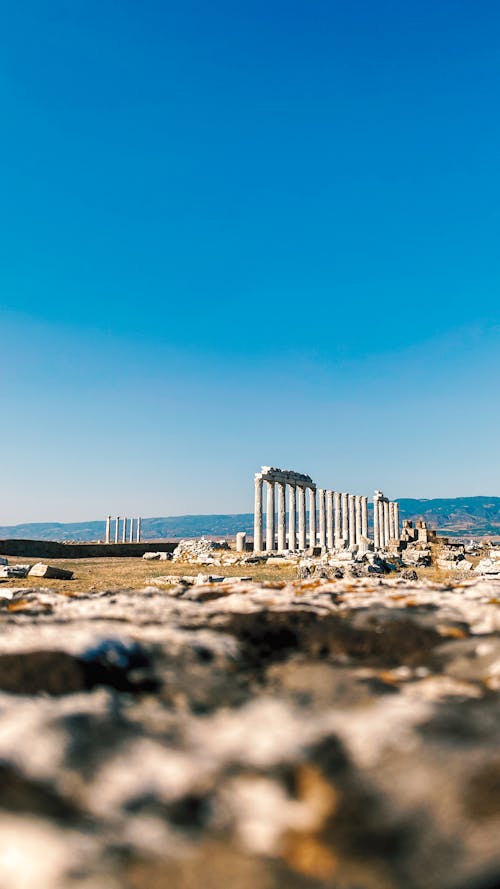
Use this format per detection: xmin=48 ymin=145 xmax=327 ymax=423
xmin=253 ymin=466 xmax=399 ymax=553
xmin=105 ymin=515 xmax=142 ymax=544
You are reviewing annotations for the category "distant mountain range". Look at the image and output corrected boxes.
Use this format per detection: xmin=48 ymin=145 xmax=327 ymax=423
xmin=1 ymin=497 xmax=500 ymax=541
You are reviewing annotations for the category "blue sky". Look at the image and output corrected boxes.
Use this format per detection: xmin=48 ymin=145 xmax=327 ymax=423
xmin=1 ymin=1 xmax=499 ymax=523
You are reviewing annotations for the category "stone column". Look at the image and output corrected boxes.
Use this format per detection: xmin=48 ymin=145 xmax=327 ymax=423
xmin=318 ymin=489 xmax=326 ymax=549
xmin=277 ymin=481 xmax=286 ymax=552
xmin=394 ymin=502 xmax=400 ymax=540
xmin=334 ymin=492 xmax=342 ymax=546
xmin=383 ymin=500 xmax=390 ymax=546
xmin=266 ymin=481 xmax=275 ymax=552
xmin=114 ymin=517 xmax=120 ymax=544
xmin=373 ymin=498 xmax=380 ymax=549
xmin=355 ymin=495 xmax=362 ymax=544
xmin=253 ymin=476 xmax=263 ymax=552
xmin=122 ymin=517 xmax=127 ymax=543
xmin=105 ymin=515 xmax=111 ymax=544
xmin=326 ymin=491 xmax=334 ymax=549
xmin=378 ymin=499 xmax=385 ymax=547
xmin=288 ymin=485 xmax=296 ymax=551
xmin=236 ymin=532 xmax=246 ymax=552
xmin=361 ymin=497 xmax=368 ymax=539
xmin=308 ymin=487 xmax=317 ymax=549
xmin=136 ymin=517 xmax=141 ymax=543
xmin=348 ymin=494 xmax=356 ymax=547
xmin=389 ymin=502 xmax=395 ymax=540
xmin=341 ymin=493 xmax=349 ymax=544
xmin=129 ymin=517 xmax=134 ymax=543
xmin=298 ymin=486 xmax=306 ymax=550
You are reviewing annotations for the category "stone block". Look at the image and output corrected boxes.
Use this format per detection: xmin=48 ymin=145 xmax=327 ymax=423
xmin=28 ymin=563 xmax=74 ymax=580
xmin=235 ymin=532 xmax=247 ymax=553
xmin=475 ymin=559 xmax=500 ymax=575
xmin=0 ymin=565 xmax=30 ymax=578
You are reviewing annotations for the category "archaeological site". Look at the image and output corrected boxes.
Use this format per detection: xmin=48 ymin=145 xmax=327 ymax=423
xmin=1 ymin=463 xmax=500 ymax=889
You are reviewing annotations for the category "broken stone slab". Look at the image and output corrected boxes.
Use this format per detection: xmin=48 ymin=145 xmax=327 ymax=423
xmin=142 ymin=552 xmax=172 ymax=561
xmin=221 ymin=576 xmax=252 ymax=583
xmin=475 ymin=559 xmax=500 ymax=575
xmin=196 ymin=573 xmax=224 ymax=585
xmin=0 ymin=565 xmax=30 ymax=578
xmin=329 ymin=551 xmax=355 ymax=563
xmin=28 ymin=563 xmax=74 ymax=580
xmin=147 ymin=575 xmax=194 ymax=586
xmin=265 ymin=558 xmax=296 ymax=567
xmin=403 ymin=549 xmax=432 ymax=567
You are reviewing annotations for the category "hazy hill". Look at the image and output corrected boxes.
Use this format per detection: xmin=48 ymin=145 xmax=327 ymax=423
xmin=397 ymin=496 xmax=500 ymax=536
xmin=1 ymin=497 xmax=500 ymax=541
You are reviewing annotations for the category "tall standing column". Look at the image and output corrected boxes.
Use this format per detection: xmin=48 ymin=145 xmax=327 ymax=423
xmin=105 ymin=515 xmax=111 ymax=544
xmin=348 ymin=494 xmax=356 ymax=547
xmin=277 ymin=481 xmax=286 ymax=552
xmin=389 ymin=502 xmax=395 ymax=540
xmin=383 ymin=500 xmax=390 ymax=546
xmin=326 ymin=491 xmax=334 ymax=549
xmin=334 ymin=492 xmax=342 ymax=546
xmin=115 ymin=517 xmax=120 ymax=544
xmin=318 ymin=489 xmax=326 ymax=549
xmin=288 ymin=485 xmax=297 ymax=551
xmin=308 ymin=487 xmax=317 ymax=549
xmin=361 ymin=497 xmax=368 ymax=539
xmin=394 ymin=502 xmax=400 ymax=540
xmin=298 ymin=486 xmax=306 ymax=550
xmin=129 ymin=517 xmax=134 ymax=543
xmin=341 ymin=493 xmax=349 ymax=543
xmin=355 ymin=495 xmax=362 ymax=544
xmin=253 ymin=476 xmax=263 ymax=552
xmin=136 ymin=516 xmax=141 ymax=543
xmin=373 ymin=498 xmax=380 ymax=549
xmin=378 ymin=499 xmax=385 ymax=547
xmin=122 ymin=517 xmax=127 ymax=543
xmin=266 ymin=481 xmax=275 ymax=552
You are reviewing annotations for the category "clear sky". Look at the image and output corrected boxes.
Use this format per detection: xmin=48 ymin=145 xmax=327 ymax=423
xmin=1 ymin=0 xmax=499 ymax=523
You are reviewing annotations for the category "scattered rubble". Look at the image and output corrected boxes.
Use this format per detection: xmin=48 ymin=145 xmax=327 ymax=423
xmin=171 ymin=538 xmax=230 ymax=564
xmin=148 ymin=574 xmax=253 ymax=587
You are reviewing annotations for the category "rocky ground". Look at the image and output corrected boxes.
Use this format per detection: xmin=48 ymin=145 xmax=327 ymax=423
xmin=0 ymin=569 xmax=500 ymax=888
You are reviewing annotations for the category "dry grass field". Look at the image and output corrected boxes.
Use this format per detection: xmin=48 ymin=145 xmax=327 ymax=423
xmin=0 ymin=544 xmax=484 ymax=594
xmin=0 ymin=556 xmax=300 ymax=594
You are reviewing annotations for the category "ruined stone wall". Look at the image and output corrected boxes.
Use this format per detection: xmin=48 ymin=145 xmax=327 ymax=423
xmin=0 ymin=539 xmax=178 ymax=559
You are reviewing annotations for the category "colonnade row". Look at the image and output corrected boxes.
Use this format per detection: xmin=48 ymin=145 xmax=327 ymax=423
xmin=104 ymin=515 xmax=142 ymax=544
xmin=253 ymin=469 xmax=368 ymax=553
xmin=373 ymin=492 xmax=399 ymax=549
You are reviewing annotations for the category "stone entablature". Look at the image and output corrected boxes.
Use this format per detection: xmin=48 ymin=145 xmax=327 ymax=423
xmin=258 ymin=467 xmax=315 ymax=487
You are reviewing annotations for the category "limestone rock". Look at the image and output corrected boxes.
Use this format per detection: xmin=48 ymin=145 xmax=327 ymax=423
xmin=0 ymin=565 xmax=30 ymax=578
xmin=0 ymin=577 xmax=498 ymax=887
xmin=172 ymin=538 xmax=230 ymax=563
xmin=28 ymin=563 xmax=73 ymax=580
xmin=475 ymin=558 xmax=500 ymax=575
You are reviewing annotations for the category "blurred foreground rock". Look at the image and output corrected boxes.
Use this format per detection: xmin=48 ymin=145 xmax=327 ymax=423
xmin=0 ymin=576 xmax=500 ymax=888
